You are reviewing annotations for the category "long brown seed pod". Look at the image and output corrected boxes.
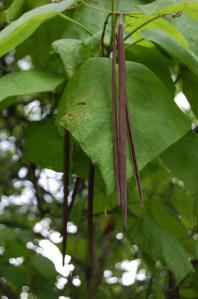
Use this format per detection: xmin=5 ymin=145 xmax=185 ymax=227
xmin=62 ymin=130 xmax=70 ymax=266
xmin=87 ymin=160 xmax=95 ymax=275
xmin=117 ymin=16 xmax=128 ymax=226
xmin=126 ymin=105 xmax=144 ymax=208
xmin=112 ymin=33 xmax=121 ymax=202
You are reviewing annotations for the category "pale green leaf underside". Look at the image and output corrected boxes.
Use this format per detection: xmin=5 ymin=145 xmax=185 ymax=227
xmin=126 ymin=16 xmax=188 ymax=48
xmin=0 ymin=0 xmax=75 ymax=57
xmin=57 ymin=58 xmax=190 ymax=194
xmin=0 ymin=70 xmax=64 ymax=110
xmin=139 ymin=0 xmax=198 ymax=17
xmin=142 ymin=29 xmax=198 ymax=78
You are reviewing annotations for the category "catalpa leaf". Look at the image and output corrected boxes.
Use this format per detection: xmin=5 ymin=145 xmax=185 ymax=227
xmin=57 ymin=58 xmax=190 ymax=194
xmin=131 ymin=214 xmax=194 ymax=283
xmin=181 ymin=68 xmax=198 ymax=117
xmin=139 ymin=0 xmax=198 ymax=17
xmin=0 ymin=0 xmax=75 ymax=57
xmin=126 ymin=45 xmax=175 ymax=95
xmin=0 ymin=70 xmax=64 ymax=110
xmin=141 ymin=29 xmax=198 ymax=78
xmin=25 ymin=119 xmax=64 ymax=172
xmin=126 ymin=16 xmax=188 ymax=48
xmin=52 ymin=33 xmax=100 ymax=78
xmin=161 ymin=131 xmax=198 ymax=197
xmin=24 ymin=118 xmax=89 ymax=178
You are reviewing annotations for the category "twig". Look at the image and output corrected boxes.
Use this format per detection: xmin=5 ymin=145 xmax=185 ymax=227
xmin=124 ymin=14 xmax=162 ymax=41
xmin=0 ymin=278 xmax=19 ymax=299
xmin=59 ymin=13 xmax=93 ymax=36
xmin=100 ymin=13 xmax=111 ymax=56
xmin=145 ymin=276 xmax=153 ymax=299
xmin=62 ymin=130 xmax=70 ymax=266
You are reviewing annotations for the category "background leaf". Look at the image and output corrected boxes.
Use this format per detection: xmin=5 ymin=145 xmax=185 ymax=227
xmin=0 ymin=0 xmax=75 ymax=57
xmin=161 ymin=131 xmax=198 ymax=197
xmin=131 ymin=214 xmax=194 ymax=283
xmin=0 ymin=70 xmax=64 ymax=110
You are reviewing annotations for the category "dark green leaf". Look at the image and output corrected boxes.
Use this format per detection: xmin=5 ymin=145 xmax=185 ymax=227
xmin=161 ymin=131 xmax=198 ymax=197
xmin=131 ymin=214 xmax=194 ymax=282
xmin=25 ymin=118 xmax=64 ymax=172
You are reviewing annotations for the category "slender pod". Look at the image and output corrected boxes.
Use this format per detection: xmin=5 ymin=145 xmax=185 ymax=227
xmin=126 ymin=105 xmax=144 ymax=207
xmin=62 ymin=130 xmax=70 ymax=266
xmin=111 ymin=14 xmax=144 ymax=226
xmin=112 ymin=34 xmax=120 ymax=202
xmin=117 ymin=15 xmax=128 ymax=226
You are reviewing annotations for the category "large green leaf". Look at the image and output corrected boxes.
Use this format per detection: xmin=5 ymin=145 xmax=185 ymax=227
xmin=161 ymin=131 xmax=198 ymax=197
xmin=126 ymin=16 xmax=188 ymax=47
xmin=31 ymin=254 xmax=56 ymax=280
xmin=57 ymin=58 xmax=190 ymax=194
xmin=0 ymin=70 xmax=64 ymax=110
xmin=24 ymin=118 xmax=64 ymax=172
xmin=0 ymin=0 xmax=75 ymax=57
xmin=24 ymin=118 xmax=90 ymax=178
xmin=126 ymin=45 xmax=175 ymax=95
xmin=15 ymin=16 xmax=68 ymax=69
xmin=131 ymin=214 xmax=194 ymax=283
xmin=52 ymin=33 xmax=100 ymax=78
xmin=139 ymin=0 xmax=198 ymax=17
xmin=5 ymin=0 xmax=25 ymax=22
xmin=171 ymin=13 xmax=198 ymax=55
xmin=147 ymin=201 xmax=197 ymax=256
xmin=141 ymin=29 xmax=198 ymax=78
xmin=181 ymin=68 xmax=198 ymax=117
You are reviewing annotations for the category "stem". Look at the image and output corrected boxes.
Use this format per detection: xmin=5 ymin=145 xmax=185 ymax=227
xmin=62 ymin=130 xmax=70 ymax=266
xmin=59 ymin=13 xmax=93 ymax=36
xmin=100 ymin=13 xmax=111 ymax=56
xmin=126 ymin=37 xmax=144 ymax=49
xmin=145 ymin=276 xmax=153 ymax=299
xmin=167 ymin=272 xmax=180 ymax=299
xmin=124 ymin=14 xmax=162 ymax=41
xmin=111 ymin=0 xmax=120 ymax=43
xmin=0 ymin=278 xmax=19 ymax=299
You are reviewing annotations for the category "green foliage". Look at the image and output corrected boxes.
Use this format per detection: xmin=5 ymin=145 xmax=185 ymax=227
xmin=57 ymin=57 xmax=190 ymax=193
xmin=0 ymin=70 xmax=64 ymax=109
xmin=0 ymin=0 xmax=75 ymax=57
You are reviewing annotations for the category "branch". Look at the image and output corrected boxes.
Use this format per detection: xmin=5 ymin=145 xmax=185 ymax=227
xmin=0 ymin=278 xmax=19 ymax=299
